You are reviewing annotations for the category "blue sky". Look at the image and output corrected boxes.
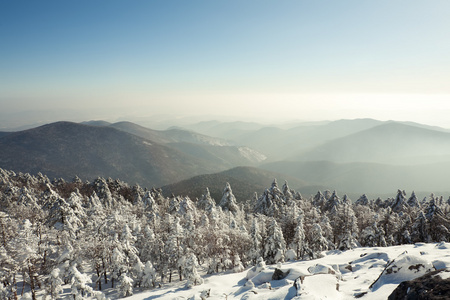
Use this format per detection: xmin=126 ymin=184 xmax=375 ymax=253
xmin=1 ymin=1 xmax=450 ymax=127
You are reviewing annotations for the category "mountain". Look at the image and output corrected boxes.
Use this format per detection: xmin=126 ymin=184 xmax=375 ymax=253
xmin=160 ymin=166 xmax=311 ymax=202
xmin=81 ymin=120 xmax=112 ymax=127
xmin=0 ymin=132 xmax=12 ymax=139
xmin=109 ymin=121 xmax=231 ymax=146
xmin=0 ymin=122 xmax=227 ymax=187
xmin=181 ymin=118 xmax=383 ymax=161
xmin=261 ymin=160 xmax=450 ymax=197
xmin=108 ymin=121 xmax=266 ymax=168
xmin=296 ymin=122 xmax=450 ymax=164
xmin=180 ymin=120 xmax=267 ymax=140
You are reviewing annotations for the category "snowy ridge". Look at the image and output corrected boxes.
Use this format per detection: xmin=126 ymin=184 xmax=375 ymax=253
xmin=127 ymin=243 xmax=450 ymax=300
xmin=238 ymin=146 xmax=267 ymax=163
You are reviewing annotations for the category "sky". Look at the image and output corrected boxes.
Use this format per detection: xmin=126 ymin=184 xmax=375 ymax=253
xmin=1 ymin=0 xmax=450 ymax=128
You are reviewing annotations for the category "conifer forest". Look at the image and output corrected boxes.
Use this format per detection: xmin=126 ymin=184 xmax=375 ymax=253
xmin=0 ymin=168 xmax=449 ymax=299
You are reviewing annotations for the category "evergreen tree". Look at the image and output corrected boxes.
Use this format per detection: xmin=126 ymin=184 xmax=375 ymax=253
xmin=44 ymin=268 xmax=63 ymax=300
xmin=197 ymin=187 xmax=215 ymax=211
xmin=117 ymin=273 xmax=133 ymax=297
xmin=142 ymin=261 xmax=157 ymax=288
xmin=181 ymin=253 xmax=203 ymax=288
xmin=264 ymin=218 xmax=286 ymax=264
xmin=249 ymin=217 xmax=262 ymax=264
xmin=219 ymin=183 xmax=239 ymax=214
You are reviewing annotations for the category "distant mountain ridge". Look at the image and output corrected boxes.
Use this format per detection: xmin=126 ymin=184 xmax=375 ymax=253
xmin=0 ymin=121 xmax=268 ymax=187
xmin=296 ymin=122 xmax=450 ymax=164
xmin=161 ymin=166 xmax=313 ymax=202
xmin=109 ymin=121 xmax=232 ymax=146
xmin=2 ymin=118 xmax=450 ymax=199
xmin=0 ymin=122 xmax=236 ymax=187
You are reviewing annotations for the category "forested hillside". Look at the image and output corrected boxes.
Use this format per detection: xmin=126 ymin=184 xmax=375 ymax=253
xmin=0 ymin=168 xmax=449 ymax=299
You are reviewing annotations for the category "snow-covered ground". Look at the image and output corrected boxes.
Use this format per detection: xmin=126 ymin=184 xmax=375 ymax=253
xmin=124 ymin=242 xmax=450 ymax=300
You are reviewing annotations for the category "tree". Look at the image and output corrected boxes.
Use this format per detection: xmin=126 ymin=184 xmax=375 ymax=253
xmin=110 ymin=247 xmax=126 ymax=288
xmin=254 ymin=179 xmax=285 ymax=217
xmin=197 ymin=188 xmax=215 ymax=211
xmin=291 ymin=214 xmax=307 ymax=260
xmin=117 ymin=273 xmax=133 ymax=297
xmin=309 ymin=224 xmax=329 ymax=257
xmin=44 ymin=268 xmax=63 ymax=300
xmin=181 ymin=253 xmax=203 ymax=288
xmin=249 ymin=217 xmax=262 ymax=264
xmin=69 ymin=264 xmax=93 ymax=300
xmin=264 ymin=218 xmax=286 ymax=264
xmin=219 ymin=183 xmax=239 ymax=214
xmin=142 ymin=261 xmax=157 ymax=289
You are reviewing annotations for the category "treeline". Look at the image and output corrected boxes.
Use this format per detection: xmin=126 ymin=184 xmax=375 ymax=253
xmin=0 ymin=168 xmax=449 ymax=299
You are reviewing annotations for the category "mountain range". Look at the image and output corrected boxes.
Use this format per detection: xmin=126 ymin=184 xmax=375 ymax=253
xmin=1 ymin=118 xmax=450 ymax=199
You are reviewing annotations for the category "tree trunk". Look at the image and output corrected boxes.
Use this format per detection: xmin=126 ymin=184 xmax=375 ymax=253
xmin=102 ymin=258 xmax=107 ymax=284
xmin=28 ymin=265 xmax=36 ymax=300
xmin=13 ymin=274 xmax=18 ymax=300
xmin=96 ymin=266 xmax=102 ymax=290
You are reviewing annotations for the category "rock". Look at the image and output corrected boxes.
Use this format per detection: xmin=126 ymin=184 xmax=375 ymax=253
xmin=388 ymin=269 xmax=450 ymax=299
xmin=308 ymin=264 xmax=336 ymax=275
xmin=370 ymin=254 xmax=434 ymax=290
xmin=200 ymin=289 xmax=210 ymax=300
xmin=293 ymin=276 xmax=304 ymax=296
xmin=272 ymin=268 xmax=290 ymax=280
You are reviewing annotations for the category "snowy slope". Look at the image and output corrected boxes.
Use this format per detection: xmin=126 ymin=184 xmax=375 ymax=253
xmin=124 ymin=243 xmax=450 ymax=300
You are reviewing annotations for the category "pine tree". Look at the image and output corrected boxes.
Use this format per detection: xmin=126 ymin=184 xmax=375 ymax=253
xmin=264 ymin=218 xmax=286 ymax=264
xmin=219 ymin=183 xmax=239 ymax=214
xmin=291 ymin=214 xmax=307 ymax=259
xmin=197 ymin=187 xmax=215 ymax=211
xmin=117 ymin=273 xmax=134 ymax=297
xmin=181 ymin=253 xmax=203 ymax=288
xmin=44 ymin=268 xmax=63 ymax=299
xmin=69 ymin=264 xmax=93 ymax=300
xmin=309 ymin=224 xmax=329 ymax=257
xmin=249 ymin=217 xmax=262 ymax=264
xmin=254 ymin=179 xmax=285 ymax=217
xmin=142 ymin=261 xmax=157 ymax=288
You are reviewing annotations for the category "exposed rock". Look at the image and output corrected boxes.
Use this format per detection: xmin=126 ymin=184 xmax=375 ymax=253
xmin=272 ymin=268 xmax=290 ymax=280
xmin=370 ymin=254 xmax=434 ymax=290
xmin=308 ymin=264 xmax=336 ymax=275
xmin=388 ymin=269 xmax=450 ymax=299
xmin=293 ymin=276 xmax=305 ymax=296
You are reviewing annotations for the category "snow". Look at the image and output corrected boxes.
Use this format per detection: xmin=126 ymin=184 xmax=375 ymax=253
xmin=238 ymin=146 xmax=267 ymax=162
xmin=122 ymin=243 xmax=450 ymax=300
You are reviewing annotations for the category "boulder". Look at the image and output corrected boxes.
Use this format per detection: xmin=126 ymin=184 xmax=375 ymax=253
xmin=272 ymin=268 xmax=290 ymax=280
xmin=388 ymin=269 xmax=450 ymax=299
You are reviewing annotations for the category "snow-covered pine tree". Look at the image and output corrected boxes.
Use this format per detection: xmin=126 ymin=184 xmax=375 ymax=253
xmin=323 ymin=190 xmax=342 ymax=214
xmin=424 ymin=194 xmax=450 ymax=242
xmin=264 ymin=218 xmax=286 ymax=264
xmin=181 ymin=253 xmax=203 ymax=288
xmin=249 ymin=217 xmax=262 ymax=264
xmin=117 ymin=273 xmax=133 ymax=297
xmin=142 ymin=261 xmax=157 ymax=288
xmin=197 ymin=187 xmax=215 ymax=211
xmin=391 ymin=189 xmax=407 ymax=213
xmin=254 ymin=179 xmax=285 ymax=217
xmin=44 ymin=268 xmax=63 ymax=300
xmin=309 ymin=223 xmax=329 ymax=258
xmin=407 ymin=191 xmax=420 ymax=208
xmin=291 ymin=213 xmax=307 ymax=260
xmin=219 ymin=183 xmax=239 ymax=214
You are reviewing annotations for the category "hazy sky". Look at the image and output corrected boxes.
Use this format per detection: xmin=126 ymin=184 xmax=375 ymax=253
xmin=1 ymin=1 xmax=450 ymax=128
